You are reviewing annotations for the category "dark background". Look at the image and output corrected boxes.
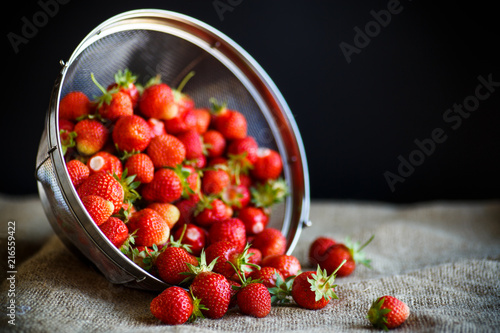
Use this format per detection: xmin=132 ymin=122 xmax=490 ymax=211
xmin=3 ymin=0 xmax=499 ymax=203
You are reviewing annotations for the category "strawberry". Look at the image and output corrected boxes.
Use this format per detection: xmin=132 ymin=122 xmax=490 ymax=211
xmin=194 ymin=197 xmax=233 ymax=228
xmin=146 ymin=202 xmax=180 ymax=229
xmin=367 ymin=296 xmax=410 ymax=330
xmin=247 ymin=247 xmax=262 ymax=266
xmin=164 ymin=108 xmax=197 ymax=134
xmin=99 ymin=216 xmax=129 ymax=248
xmin=237 ymin=206 xmax=269 ymax=235
xmin=309 ymin=236 xmax=336 ymax=267
xmin=251 ymin=178 xmax=289 ymax=209
xmin=150 ymin=286 xmax=204 ymax=325
xmin=318 ymin=235 xmax=374 ymax=277
xmin=73 ymin=119 xmax=109 ymax=156
xmin=123 ymin=153 xmax=154 ymax=184
xmin=87 ymin=151 xmax=123 ymax=178
xmin=202 ymin=130 xmax=226 ymax=158
xmin=91 ymin=73 xmax=134 ymax=122
xmin=209 ymin=98 xmax=247 ymax=140
xmin=146 ymin=134 xmax=186 ymax=168
xmin=291 ymin=263 xmax=344 ymax=310
xmin=173 ymin=223 xmax=207 ymax=257
xmin=251 ymin=148 xmax=283 ymax=181
xmin=176 ymin=129 xmax=204 ymax=160
xmin=126 ymin=208 xmax=170 ymax=247
xmin=260 ymin=254 xmax=301 ymax=279
xmin=155 ymin=239 xmax=198 ymax=285
xmin=174 ymin=195 xmax=201 ymax=230
xmin=188 ymin=252 xmax=232 ymax=319
xmin=107 ymin=69 xmax=140 ymax=108
xmin=171 ymin=71 xmax=196 ymax=114
xmin=208 ymin=218 xmax=246 ymax=252
xmin=205 ymin=242 xmax=258 ymax=280
xmin=141 ymin=168 xmax=183 ymax=203
xmin=228 ymin=279 xmax=241 ymax=309
xmin=227 ymin=136 xmax=258 ymax=164
xmin=77 ymin=171 xmax=124 ymax=214
xmin=66 ymin=159 xmax=90 ymax=188
xmin=59 ymin=119 xmax=77 ymax=156
xmin=251 ymin=228 xmax=287 ymax=258
xmin=80 ymin=195 xmax=115 ymax=226
xmin=250 ymin=266 xmax=283 ymax=288
xmin=146 ymin=118 xmax=167 ymax=137
xmin=221 ymin=184 xmax=250 ymax=211
xmin=201 ymin=165 xmax=230 ymax=195
xmin=192 ymin=108 xmax=211 ymax=134
xmin=123 ymin=244 xmax=162 ymax=271
xmin=236 ymin=281 xmax=271 ymax=318
xmin=182 ymin=165 xmax=201 ymax=198
xmin=59 ymin=91 xmax=92 ymax=121
xmin=139 ymin=77 xmax=177 ymax=120
xmin=112 ymin=115 xmax=153 ymax=154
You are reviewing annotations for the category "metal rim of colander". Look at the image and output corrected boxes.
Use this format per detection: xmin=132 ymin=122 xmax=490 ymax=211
xmin=40 ymin=9 xmax=310 ymax=290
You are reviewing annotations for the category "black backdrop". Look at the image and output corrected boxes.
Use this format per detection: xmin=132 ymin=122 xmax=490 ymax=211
xmin=4 ymin=0 xmax=499 ymax=203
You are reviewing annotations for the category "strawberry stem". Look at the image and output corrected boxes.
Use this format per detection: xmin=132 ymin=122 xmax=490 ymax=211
xmin=176 ymin=71 xmax=195 ymax=93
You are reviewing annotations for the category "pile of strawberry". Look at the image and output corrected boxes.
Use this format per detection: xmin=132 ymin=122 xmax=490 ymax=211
xmin=59 ymin=69 xmax=409 ymax=329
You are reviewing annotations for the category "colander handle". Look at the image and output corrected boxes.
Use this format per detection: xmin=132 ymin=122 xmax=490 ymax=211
xmin=35 ymin=146 xmax=57 ymax=184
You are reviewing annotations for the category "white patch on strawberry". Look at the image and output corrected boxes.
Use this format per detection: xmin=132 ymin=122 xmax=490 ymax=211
xmin=186 ymin=227 xmax=201 ymax=241
xmin=89 ymin=155 xmax=105 ymax=172
xmin=256 ymin=147 xmax=271 ymax=158
xmin=252 ymin=221 xmax=264 ymax=234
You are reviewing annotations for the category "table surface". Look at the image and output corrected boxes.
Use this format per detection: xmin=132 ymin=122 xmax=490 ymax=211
xmin=1 ymin=195 xmax=499 ymax=332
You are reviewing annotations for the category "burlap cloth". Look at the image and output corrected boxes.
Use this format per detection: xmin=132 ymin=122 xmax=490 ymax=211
xmin=1 ymin=195 xmax=499 ymax=332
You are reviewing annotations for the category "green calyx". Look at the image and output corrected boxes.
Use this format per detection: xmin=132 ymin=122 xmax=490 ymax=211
xmin=345 ymin=235 xmax=374 ymax=268
xmin=168 ymin=224 xmax=193 ymax=253
xmin=113 ymin=168 xmax=141 ymax=205
xmin=208 ymin=97 xmax=228 ymax=115
xmin=188 ymin=287 xmax=208 ymax=323
xmin=268 ymin=272 xmax=295 ymax=305
xmin=227 ymin=152 xmax=253 ymax=186
xmin=181 ymin=249 xmax=217 ymax=284
xmin=367 ymin=297 xmax=392 ymax=331
xmin=229 ymin=243 xmax=261 ymax=284
xmin=307 ymin=262 xmax=345 ymax=302
xmin=91 ymin=72 xmax=119 ymax=108
xmin=113 ymin=69 xmax=137 ymax=89
xmin=60 ymin=130 xmax=77 ymax=155
xmin=250 ymin=178 xmax=289 ymax=209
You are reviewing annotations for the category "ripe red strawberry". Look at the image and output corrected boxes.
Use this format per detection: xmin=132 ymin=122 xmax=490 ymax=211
xmin=112 ymin=115 xmax=153 ymax=153
xmin=77 ymin=171 xmax=124 ymax=214
xmin=87 ymin=151 xmax=123 ymax=178
xmin=99 ymin=216 xmax=129 ymax=248
xmin=227 ymin=136 xmax=258 ymax=164
xmin=173 ymin=223 xmax=207 ymax=257
xmin=59 ymin=91 xmax=92 ymax=121
xmin=291 ymin=264 xmax=344 ymax=310
xmin=201 ymin=166 xmax=230 ymax=195
xmin=209 ymin=98 xmax=247 ymax=140
xmin=368 ymin=296 xmax=410 ymax=330
xmin=155 ymin=244 xmax=198 ymax=285
xmin=260 ymin=254 xmax=301 ymax=279
xmin=126 ymin=208 xmax=170 ymax=247
xmin=251 ymin=227 xmax=287 ymax=258
xmin=250 ymin=266 xmax=283 ymax=288
xmin=146 ymin=134 xmax=186 ymax=168
xmin=189 ymin=269 xmax=231 ymax=319
xmin=237 ymin=282 xmax=271 ymax=318
xmin=194 ymin=197 xmax=233 ymax=228
xmin=238 ymin=206 xmax=269 ymax=235
xmin=107 ymin=69 xmax=140 ymax=108
xmin=221 ymin=184 xmax=250 ymax=211
xmin=181 ymin=165 xmax=201 ymax=197
xmin=73 ymin=119 xmax=109 ymax=156
xmin=147 ymin=118 xmax=167 ymax=138
xmin=150 ymin=286 xmax=204 ymax=325
xmin=318 ymin=235 xmax=374 ymax=277
xmin=81 ymin=195 xmax=115 ymax=226
xmin=174 ymin=195 xmax=201 ymax=230
xmin=124 ymin=153 xmax=154 ymax=184
xmin=193 ymin=108 xmax=211 ymax=134
xmin=164 ymin=108 xmax=197 ymax=134
xmin=251 ymin=148 xmax=283 ymax=180
xmin=208 ymin=218 xmax=246 ymax=252
xmin=247 ymin=247 xmax=262 ymax=266
xmin=309 ymin=236 xmax=337 ymax=267
xmin=91 ymin=73 xmax=133 ymax=122
xmin=177 ymin=129 xmax=204 ymax=160
xmin=202 ymin=130 xmax=226 ymax=158
xmin=141 ymin=168 xmax=183 ymax=203
xmin=205 ymin=242 xmax=258 ymax=280
xmin=139 ymin=79 xmax=178 ymax=120
xmin=66 ymin=159 xmax=90 ymax=188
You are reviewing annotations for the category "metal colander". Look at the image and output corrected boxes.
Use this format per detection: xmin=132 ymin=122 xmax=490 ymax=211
xmin=36 ymin=9 xmax=310 ymax=291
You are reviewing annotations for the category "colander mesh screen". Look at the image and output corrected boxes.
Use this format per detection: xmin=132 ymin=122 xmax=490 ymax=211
xmin=60 ymin=28 xmax=285 ymax=228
